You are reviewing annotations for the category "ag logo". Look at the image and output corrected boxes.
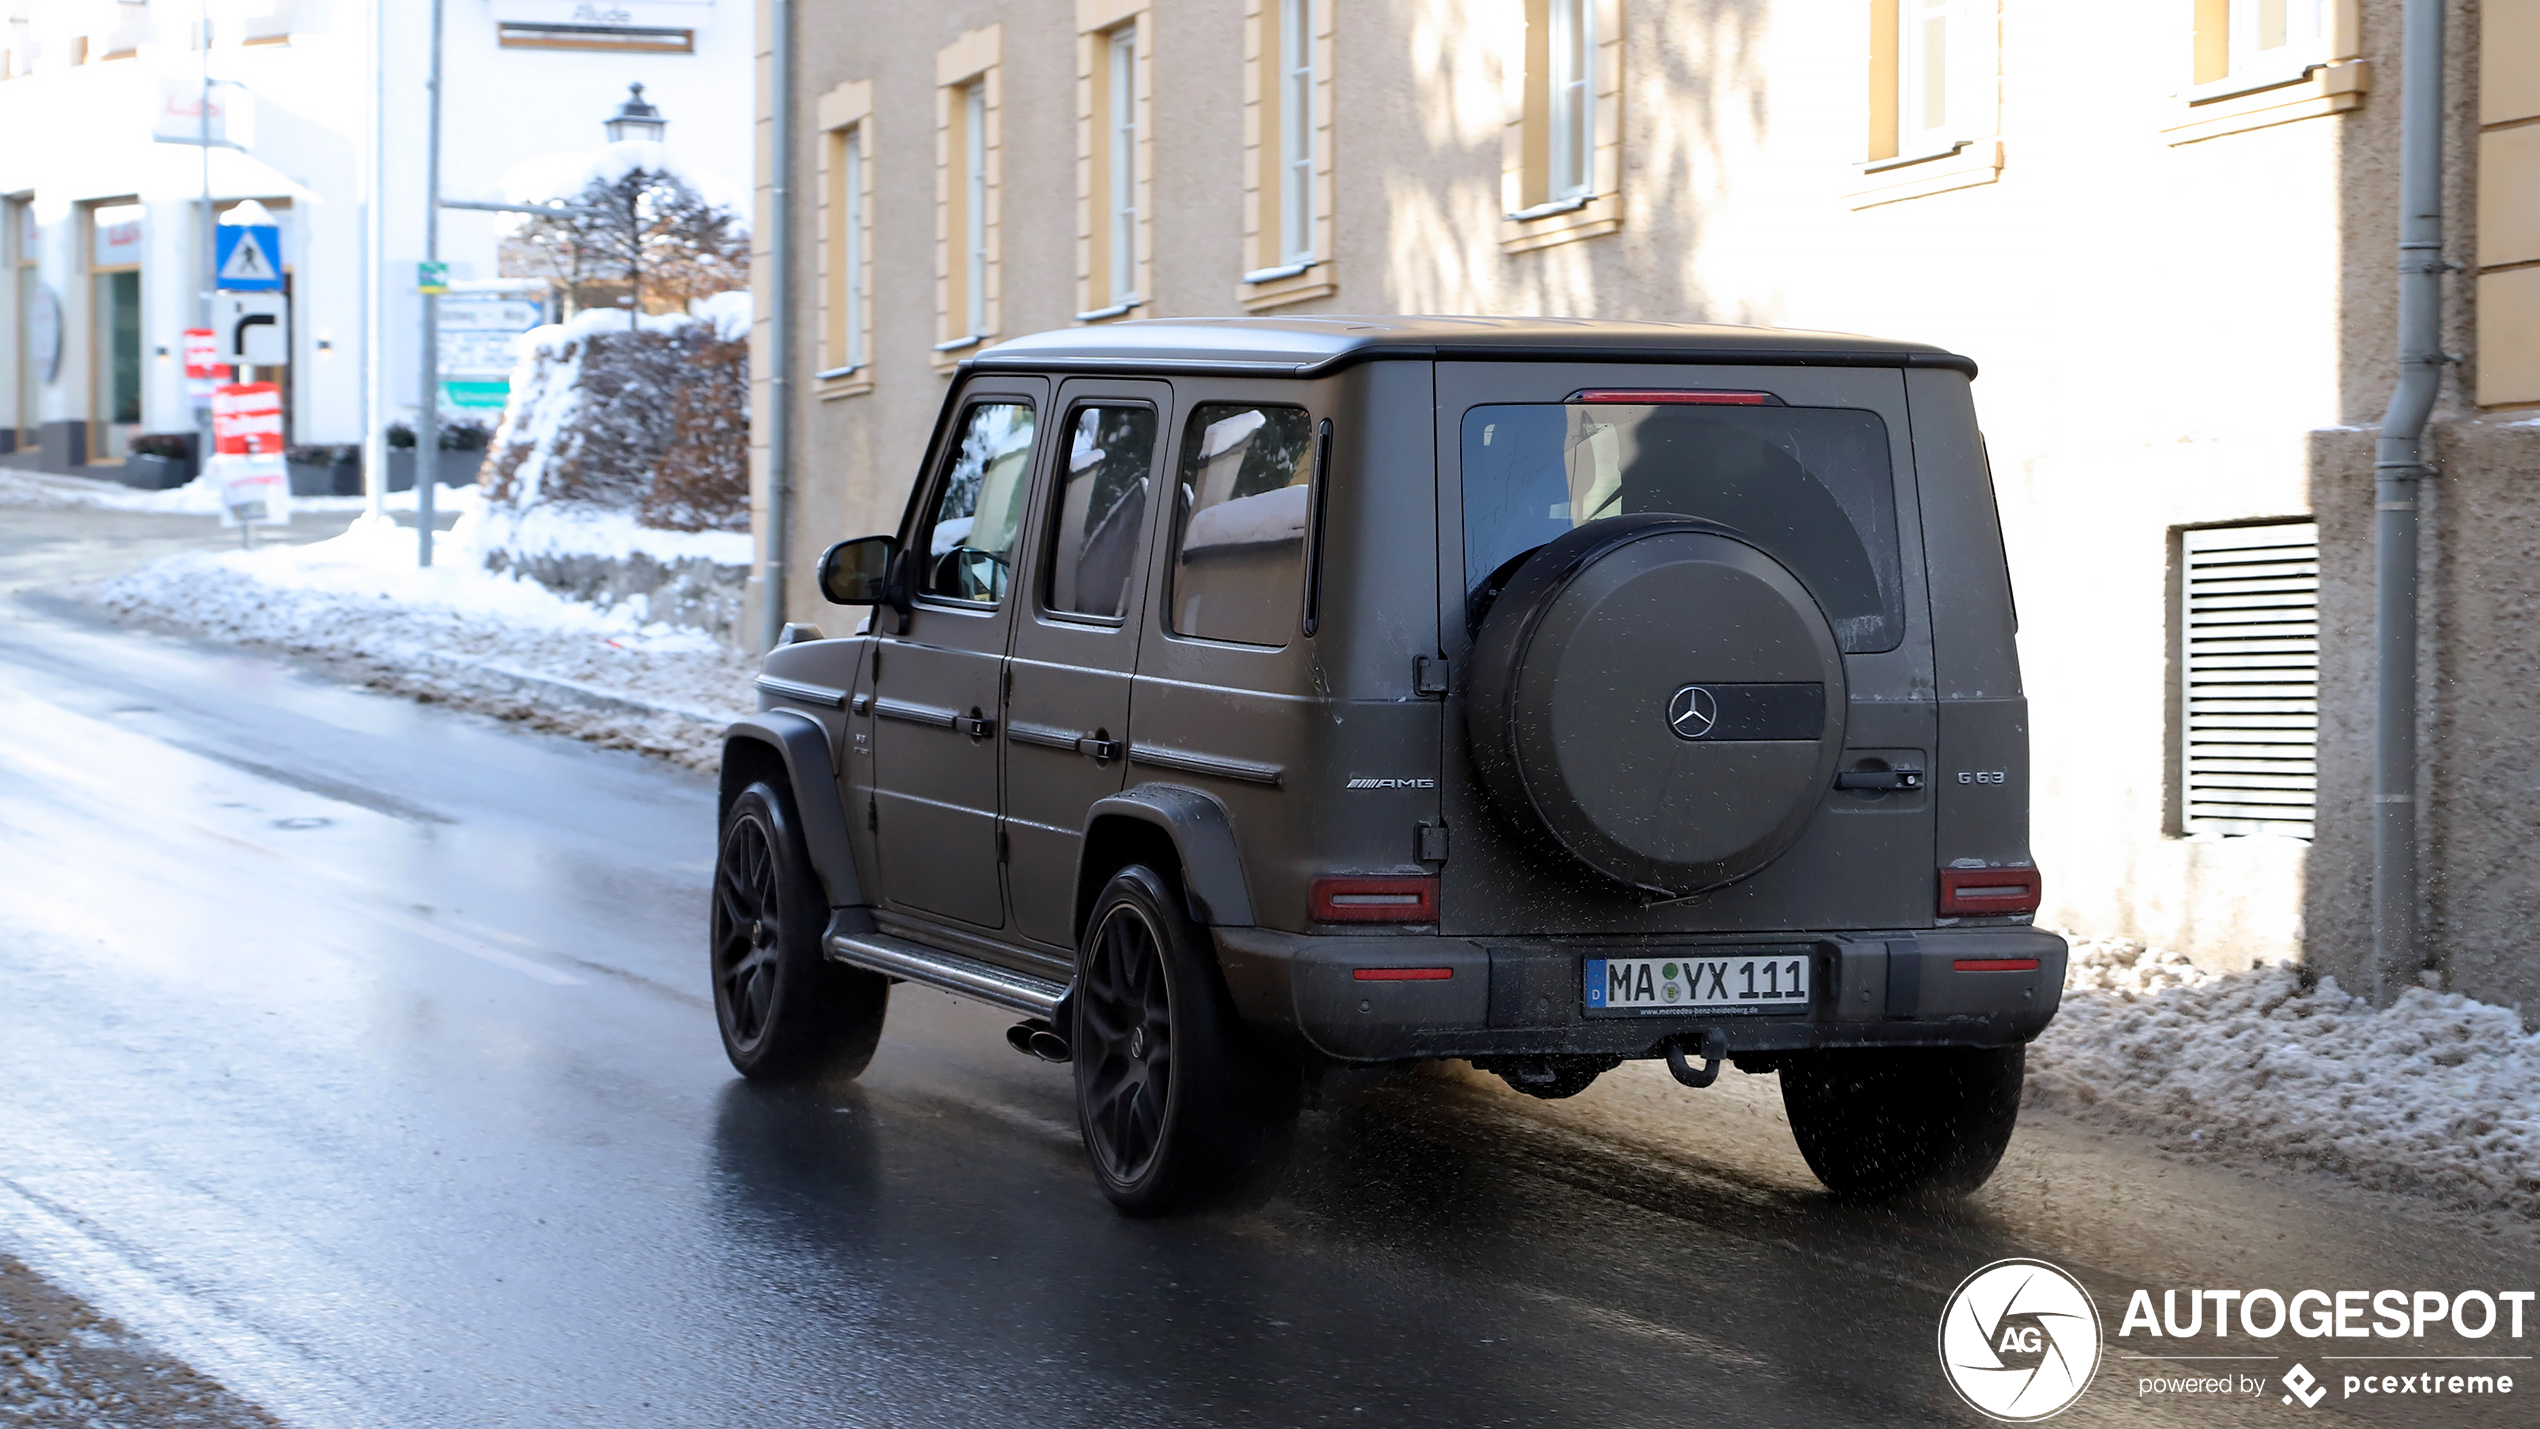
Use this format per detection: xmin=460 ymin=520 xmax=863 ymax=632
xmin=2282 ymin=1363 xmax=2326 ymax=1408
xmin=1939 ymin=1259 xmax=2102 ymax=1421
xmin=1666 ymin=684 xmax=1719 ymax=740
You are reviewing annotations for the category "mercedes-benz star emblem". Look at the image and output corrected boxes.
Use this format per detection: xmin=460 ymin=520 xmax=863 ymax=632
xmin=1667 ymin=685 xmax=1719 ymax=741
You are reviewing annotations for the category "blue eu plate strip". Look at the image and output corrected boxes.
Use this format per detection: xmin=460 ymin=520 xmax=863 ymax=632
xmin=1583 ymin=958 xmax=1607 ymax=1008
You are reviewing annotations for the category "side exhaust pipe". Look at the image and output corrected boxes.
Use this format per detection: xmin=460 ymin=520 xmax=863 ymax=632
xmin=1006 ymin=1017 xmax=1071 ymax=1063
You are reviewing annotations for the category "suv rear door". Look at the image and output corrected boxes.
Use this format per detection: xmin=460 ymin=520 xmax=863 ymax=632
xmin=1003 ymin=379 xmax=1170 ymax=954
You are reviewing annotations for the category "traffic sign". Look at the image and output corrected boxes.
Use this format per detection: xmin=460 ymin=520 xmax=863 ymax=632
xmin=215 ymin=225 xmax=283 ymax=291
xmin=212 ymin=293 xmax=289 ymax=365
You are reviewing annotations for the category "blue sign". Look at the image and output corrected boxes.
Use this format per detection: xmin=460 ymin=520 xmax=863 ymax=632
xmin=215 ymin=225 xmax=283 ymax=291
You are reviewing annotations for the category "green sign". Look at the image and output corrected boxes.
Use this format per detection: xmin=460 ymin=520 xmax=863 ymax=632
xmin=417 ymin=261 xmax=448 ymax=295
xmin=442 ymin=379 xmax=509 ymax=410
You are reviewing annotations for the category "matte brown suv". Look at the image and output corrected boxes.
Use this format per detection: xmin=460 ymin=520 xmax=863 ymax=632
xmin=713 ymin=317 xmax=2065 ymax=1215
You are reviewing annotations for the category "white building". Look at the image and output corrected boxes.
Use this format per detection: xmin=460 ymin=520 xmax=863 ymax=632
xmin=0 ymin=0 xmax=746 ymax=474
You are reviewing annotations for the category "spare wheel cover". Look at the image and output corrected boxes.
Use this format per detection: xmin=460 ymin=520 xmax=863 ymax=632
xmin=1466 ymin=515 xmax=1847 ymax=894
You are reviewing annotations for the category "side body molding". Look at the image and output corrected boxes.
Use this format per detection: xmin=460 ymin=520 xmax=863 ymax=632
xmin=1084 ymin=784 xmax=1256 ymax=928
xmin=723 ymin=712 xmax=866 ymax=909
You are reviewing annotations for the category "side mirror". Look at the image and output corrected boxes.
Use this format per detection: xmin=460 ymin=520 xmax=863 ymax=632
xmin=817 ymin=534 xmax=898 ymax=605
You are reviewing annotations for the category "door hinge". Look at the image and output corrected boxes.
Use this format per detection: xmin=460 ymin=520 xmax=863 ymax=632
xmin=997 ymin=824 xmax=1010 ymax=863
xmin=1415 ymin=655 xmax=1450 ymax=697
xmin=866 ymin=798 xmax=878 ymax=832
xmin=1417 ymin=821 xmax=1450 ymax=862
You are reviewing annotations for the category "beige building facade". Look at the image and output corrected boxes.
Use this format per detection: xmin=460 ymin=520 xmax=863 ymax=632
xmin=751 ymin=0 xmax=2540 ymax=1017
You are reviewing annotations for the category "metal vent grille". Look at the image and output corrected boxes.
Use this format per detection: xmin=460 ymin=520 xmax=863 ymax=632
xmin=2181 ymin=521 xmax=2320 ymax=838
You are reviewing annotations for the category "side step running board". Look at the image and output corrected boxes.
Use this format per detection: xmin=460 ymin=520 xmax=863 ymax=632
xmin=824 ymin=929 xmax=1067 ymax=1017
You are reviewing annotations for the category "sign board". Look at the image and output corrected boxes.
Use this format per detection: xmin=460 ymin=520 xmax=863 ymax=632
xmin=152 ymin=78 xmax=253 ymax=148
xmin=210 ymin=382 xmax=288 ymax=527
xmin=212 ymin=293 xmax=289 ymax=365
xmin=487 ymin=0 xmax=716 ymax=30
xmin=216 ymin=225 xmax=283 ymax=291
xmin=181 ymin=328 xmax=229 ymax=408
xmin=92 ymin=206 xmax=144 ymax=269
xmin=417 ymin=261 xmax=449 ymax=294
xmin=437 ymin=292 xmax=546 ymax=383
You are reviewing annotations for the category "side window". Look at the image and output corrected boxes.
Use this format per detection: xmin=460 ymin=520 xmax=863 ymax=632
xmin=1046 ymin=404 xmax=1158 ymax=619
xmin=918 ymin=401 xmax=1036 ymax=606
xmin=1167 ymin=403 xmax=1315 ymax=646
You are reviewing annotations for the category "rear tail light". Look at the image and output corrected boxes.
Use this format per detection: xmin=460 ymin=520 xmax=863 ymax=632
xmin=1310 ymin=875 xmax=1438 ymax=923
xmin=1938 ymin=867 xmax=2042 ymax=918
xmin=1572 ymin=389 xmax=1778 ymax=405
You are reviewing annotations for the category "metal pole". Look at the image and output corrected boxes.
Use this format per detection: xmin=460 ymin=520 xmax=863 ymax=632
xmin=2369 ymin=0 xmax=2449 ymax=1003
xmin=416 ymin=0 xmax=444 ymax=567
xmin=362 ymin=0 xmax=386 ymax=524
xmin=198 ymin=0 xmax=215 ymax=481
xmin=759 ymin=0 xmax=794 ymax=651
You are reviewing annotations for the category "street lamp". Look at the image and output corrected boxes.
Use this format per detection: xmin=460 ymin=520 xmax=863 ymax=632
xmin=604 ymin=84 xmax=666 ymax=143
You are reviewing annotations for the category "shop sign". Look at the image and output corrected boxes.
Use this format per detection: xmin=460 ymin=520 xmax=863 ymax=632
xmin=209 ymin=382 xmax=288 ymax=527
xmin=181 ymin=328 xmax=229 ymax=408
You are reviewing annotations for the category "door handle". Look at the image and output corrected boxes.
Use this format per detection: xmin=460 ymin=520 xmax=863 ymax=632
xmin=1074 ymin=735 xmax=1121 ymax=763
xmin=956 ymin=710 xmax=996 ymax=740
xmin=1834 ymin=767 xmax=1924 ymax=792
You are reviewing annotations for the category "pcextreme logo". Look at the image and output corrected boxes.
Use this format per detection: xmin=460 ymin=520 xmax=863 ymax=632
xmin=1939 ymin=1259 xmax=2104 ymax=1421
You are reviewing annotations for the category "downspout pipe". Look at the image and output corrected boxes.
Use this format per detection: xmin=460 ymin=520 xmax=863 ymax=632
xmin=758 ymin=0 xmax=796 ymax=653
xmin=2369 ymin=0 xmax=2449 ymax=1003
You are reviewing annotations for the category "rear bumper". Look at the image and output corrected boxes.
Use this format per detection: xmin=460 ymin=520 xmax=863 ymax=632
xmin=1213 ymin=926 xmax=2067 ymax=1064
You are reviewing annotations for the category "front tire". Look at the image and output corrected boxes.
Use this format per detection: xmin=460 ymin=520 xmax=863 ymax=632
xmin=711 ymin=781 xmax=889 ymax=1082
xmin=1072 ymin=864 xmax=1298 ymax=1216
xmin=1780 ymin=1045 xmax=2023 ymax=1200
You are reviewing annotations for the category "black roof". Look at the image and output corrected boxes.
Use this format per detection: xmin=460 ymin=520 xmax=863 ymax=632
xmin=968 ymin=315 xmax=1976 ymax=378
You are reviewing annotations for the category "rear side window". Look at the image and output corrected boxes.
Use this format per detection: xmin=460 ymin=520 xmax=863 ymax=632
xmin=918 ymin=401 xmax=1036 ymax=606
xmin=1460 ymin=402 xmax=1905 ymax=652
xmin=1045 ymin=404 xmax=1157 ymax=619
xmin=1167 ymin=403 xmax=1315 ymax=646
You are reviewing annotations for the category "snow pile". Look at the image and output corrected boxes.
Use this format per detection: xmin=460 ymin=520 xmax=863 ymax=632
xmin=474 ymin=299 xmax=753 ymax=642
xmin=2030 ymin=937 xmax=2540 ymax=1224
xmin=88 ymin=515 xmax=755 ymax=769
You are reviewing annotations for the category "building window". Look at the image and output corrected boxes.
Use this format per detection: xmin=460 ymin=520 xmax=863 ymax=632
xmin=2179 ymin=521 xmax=2320 ymax=840
xmin=1853 ymin=0 xmax=2002 ymax=205
xmin=1076 ymin=8 xmax=1148 ymax=321
xmin=1501 ymin=0 xmax=1621 ymax=253
xmin=1239 ymin=0 xmax=1332 ymax=310
xmin=934 ymin=25 xmax=1001 ymax=361
xmin=87 ymin=203 xmax=145 ymax=465
xmin=2194 ymin=0 xmax=2328 ymax=93
xmin=816 ymin=80 xmax=872 ymax=396
xmin=11 ymin=199 xmax=38 ymax=452
xmin=2475 ymin=0 xmax=2540 ymax=409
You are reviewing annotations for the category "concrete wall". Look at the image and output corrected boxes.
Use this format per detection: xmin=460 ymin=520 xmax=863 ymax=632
xmin=760 ymin=0 xmax=2537 ymax=1014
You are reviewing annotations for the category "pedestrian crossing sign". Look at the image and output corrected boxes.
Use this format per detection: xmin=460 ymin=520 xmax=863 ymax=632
xmin=215 ymin=225 xmax=283 ymax=292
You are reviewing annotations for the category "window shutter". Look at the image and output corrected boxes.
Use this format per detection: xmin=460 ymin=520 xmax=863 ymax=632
xmin=2180 ymin=522 xmax=2320 ymax=838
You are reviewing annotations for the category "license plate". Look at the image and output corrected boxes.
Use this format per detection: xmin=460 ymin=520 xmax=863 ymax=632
xmin=1584 ymin=953 xmax=1813 ymax=1016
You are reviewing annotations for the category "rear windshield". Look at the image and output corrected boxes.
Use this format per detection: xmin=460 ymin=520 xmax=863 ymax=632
xmin=1460 ymin=402 xmax=1905 ymax=653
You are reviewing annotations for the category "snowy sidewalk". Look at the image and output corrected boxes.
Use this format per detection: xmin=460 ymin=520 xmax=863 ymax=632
xmin=86 ymin=507 xmax=755 ymax=771
xmin=2029 ymin=938 xmax=2540 ymax=1230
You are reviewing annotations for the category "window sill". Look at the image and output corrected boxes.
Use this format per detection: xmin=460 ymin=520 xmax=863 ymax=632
xmin=816 ymin=364 xmax=872 ymax=401
xmin=1238 ymin=265 xmax=1335 ymax=313
xmin=1844 ymin=139 xmax=2002 ymax=210
xmin=2162 ymin=59 xmax=2370 ymax=146
xmin=1074 ymin=300 xmax=1141 ymax=323
xmin=1498 ymin=192 xmax=1620 ymax=255
xmin=1860 ymin=140 xmax=1968 ymax=175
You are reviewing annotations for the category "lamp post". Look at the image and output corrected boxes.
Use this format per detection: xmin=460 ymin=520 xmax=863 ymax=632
xmin=416 ymin=0 xmax=444 ymax=567
xmin=604 ymin=84 xmax=666 ymax=144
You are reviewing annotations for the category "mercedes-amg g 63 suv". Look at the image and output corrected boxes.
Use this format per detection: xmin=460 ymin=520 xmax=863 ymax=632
xmin=713 ymin=317 xmax=2063 ymax=1215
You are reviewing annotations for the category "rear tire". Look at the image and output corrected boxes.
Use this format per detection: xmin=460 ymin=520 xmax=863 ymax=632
xmin=1072 ymin=864 xmax=1298 ymax=1216
xmin=1780 ymin=1045 xmax=2023 ymax=1200
xmin=711 ymin=781 xmax=890 ymax=1083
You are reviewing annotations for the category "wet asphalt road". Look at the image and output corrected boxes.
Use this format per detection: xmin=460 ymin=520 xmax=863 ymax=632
xmin=2 ymin=504 xmax=2536 ymax=1429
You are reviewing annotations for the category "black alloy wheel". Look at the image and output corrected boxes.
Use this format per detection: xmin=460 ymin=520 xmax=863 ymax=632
xmin=1072 ymin=864 xmax=1300 ymax=1216
xmin=1077 ymin=895 xmax=1175 ymax=1187
xmin=710 ymin=781 xmax=889 ymax=1082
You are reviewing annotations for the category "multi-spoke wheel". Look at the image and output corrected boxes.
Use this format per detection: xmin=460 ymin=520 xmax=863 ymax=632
xmin=710 ymin=781 xmax=889 ymax=1082
xmin=1072 ymin=863 xmax=1298 ymax=1216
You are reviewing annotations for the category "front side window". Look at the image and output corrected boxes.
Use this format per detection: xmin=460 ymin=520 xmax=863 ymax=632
xmin=1460 ymin=400 xmax=1905 ymax=653
xmin=1168 ymin=403 xmax=1316 ymax=646
xmin=1046 ymin=404 xmax=1157 ymax=619
xmin=920 ymin=401 xmax=1036 ymax=606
